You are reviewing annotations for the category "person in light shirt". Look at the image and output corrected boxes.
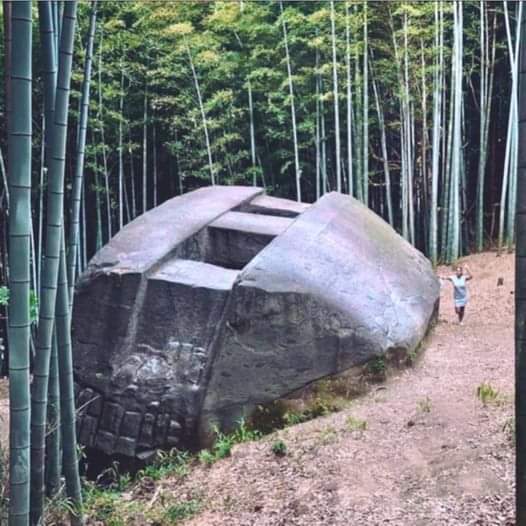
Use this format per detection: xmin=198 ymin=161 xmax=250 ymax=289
xmin=439 ymin=264 xmax=473 ymax=325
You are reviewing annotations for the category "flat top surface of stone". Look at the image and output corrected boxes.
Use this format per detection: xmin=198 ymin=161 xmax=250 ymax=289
xmin=241 ymin=192 xmax=434 ymax=292
xmin=88 ymin=186 xmax=263 ymax=275
xmin=150 ymin=259 xmax=239 ymax=290
xmin=247 ymin=194 xmax=310 ymax=215
xmin=209 ymin=211 xmax=293 ymax=237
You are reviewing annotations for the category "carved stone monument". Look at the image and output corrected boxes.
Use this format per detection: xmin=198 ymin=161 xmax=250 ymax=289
xmin=72 ymin=186 xmax=439 ymax=459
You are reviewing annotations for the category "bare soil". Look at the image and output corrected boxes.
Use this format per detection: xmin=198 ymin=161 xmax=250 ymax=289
xmin=159 ymin=251 xmax=515 ymax=525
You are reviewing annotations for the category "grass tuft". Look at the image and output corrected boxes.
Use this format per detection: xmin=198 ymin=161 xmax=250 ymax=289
xmin=417 ymin=396 xmax=432 ymax=413
xmin=477 ymin=382 xmax=500 ymax=406
xmin=271 ymin=440 xmax=287 ymax=456
xmin=346 ymin=416 xmax=367 ymax=431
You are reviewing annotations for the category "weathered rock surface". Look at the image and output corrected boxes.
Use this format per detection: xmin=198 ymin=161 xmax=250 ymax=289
xmin=72 ymin=186 xmax=439 ymax=458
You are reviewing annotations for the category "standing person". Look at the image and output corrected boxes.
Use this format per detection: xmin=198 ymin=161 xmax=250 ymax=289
xmin=440 ymin=264 xmax=473 ymax=325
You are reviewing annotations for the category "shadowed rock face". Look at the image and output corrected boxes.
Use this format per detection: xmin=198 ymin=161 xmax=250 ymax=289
xmin=72 ymin=186 xmax=439 ymax=459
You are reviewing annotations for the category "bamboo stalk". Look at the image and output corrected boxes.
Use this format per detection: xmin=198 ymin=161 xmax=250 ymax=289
xmin=330 ymin=0 xmax=341 ymax=193
xmin=345 ymin=1 xmax=353 ymax=197
xmin=280 ymin=1 xmax=301 ymax=201
xmin=30 ymin=4 xmax=78 ymax=523
xmin=186 ymin=43 xmax=215 ymax=186
xmin=67 ymin=0 xmax=97 ymax=303
xmin=363 ymin=2 xmax=369 ymax=205
xmin=7 ymin=3 xmax=32 ymax=524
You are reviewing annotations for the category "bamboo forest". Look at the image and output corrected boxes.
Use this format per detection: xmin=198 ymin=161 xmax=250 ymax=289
xmin=0 ymin=1 xmax=524 ymax=525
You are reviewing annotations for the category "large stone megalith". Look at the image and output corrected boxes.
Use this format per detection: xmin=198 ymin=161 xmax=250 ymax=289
xmin=72 ymin=186 xmax=439 ymax=458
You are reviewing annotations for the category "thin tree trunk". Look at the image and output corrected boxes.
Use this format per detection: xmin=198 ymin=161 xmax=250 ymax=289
xmin=441 ymin=41 xmax=455 ymax=261
xmin=45 ymin=332 xmax=60 ymax=498
xmin=55 ymin=233 xmax=83 ymax=524
xmin=389 ymin=8 xmax=409 ymax=239
xmin=37 ymin=0 xmax=58 ymax=292
xmin=371 ymin=66 xmax=393 ymax=226
xmin=37 ymin=7 xmax=61 ymax=502
xmin=345 ymin=2 xmax=353 ymax=197
xmin=363 ymin=2 xmax=368 ymax=205
xmin=499 ymin=1 xmax=522 ymax=252
xmin=0 ymin=145 xmax=7 ymax=211
xmin=128 ymin=127 xmax=137 ymax=220
xmin=506 ymin=2 xmax=522 ymax=248
xmin=320 ymin=76 xmax=327 ymax=195
xmin=354 ymin=25 xmax=363 ymax=203
xmin=118 ymin=63 xmax=124 ymax=228
xmin=280 ymin=1 xmax=301 ymax=201
xmin=142 ymin=85 xmax=148 ymax=213
xmin=330 ymin=0 xmax=341 ymax=193
xmin=93 ymin=147 xmax=103 ymax=251
xmin=248 ymin=80 xmax=257 ymax=185
xmin=81 ymin=179 xmax=87 ymax=269
xmin=430 ymin=0 xmax=443 ymax=265
xmin=449 ymin=0 xmax=463 ymax=262
xmin=186 ymin=43 xmax=215 ymax=186
xmin=123 ymin=164 xmax=131 ymax=225
xmin=0 ymin=147 xmax=8 ymax=210
xmin=67 ymin=0 xmax=97 ymax=303
xmin=37 ymin=118 xmax=45 ymax=293
xmin=479 ymin=12 xmax=497 ymax=248
xmin=97 ymin=25 xmax=111 ymax=239
xmin=476 ymin=0 xmax=487 ymax=251
xmin=315 ymin=42 xmax=321 ymax=200
xmin=515 ymin=4 xmax=526 ymax=519
xmin=421 ymin=39 xmax=428 ymax=245
xmin=153 ymin=123 xmax=158 ymax=208
xmin=403 ymin=13 xmax=415 ymax=244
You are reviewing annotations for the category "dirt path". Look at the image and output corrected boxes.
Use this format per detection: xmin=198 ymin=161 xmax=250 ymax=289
xmin=166 ymin=251 xmax=515 ymax=525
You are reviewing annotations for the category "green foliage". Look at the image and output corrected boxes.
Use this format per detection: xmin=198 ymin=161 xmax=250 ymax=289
xmin=284 ymin=397 xmax=337 ymax=426
xmin=249 ymin=375 xmax=357 ymax=434
xmin=406 ymin=350 xmax=418 ymax=366
xmin=346 ymin=416 xmax=367 ymax=431
xmin=417 ymin=396 xmax=432 ymax=413
xmin=197 ymin=449 xmax=216 ymax=466
xmin=0 ymin=287 xmax=38 ymax=322
xmin=29 ymin=289 xmax=39 ymax=322
xmin=81 ymin=482 xmax=128 ymax=526
xmin=162 ymin=499 xmax=202 ymax=523
xmin=0 ymin=286 xmax=8 ymax=306
xmin=137 ymin=449 xmax=190 ymax=481
xmin=249 ymin=401 xmax=289 ymax=434
xmin=317 ymin=425 xmax=338 ymax=445
xmin=46 ymin=449 xmax=194 ymax=524
xmin=229 ymin=417 xmax=262 ymax=443
xmin=476 ymin=382 xmax=501 ymax=406
xmin=199 ymin=418 xmax=262 ymax=466
xmin=270 ymin=439 xmax=287 ymax=456
xmin=367 ymin=356 xmax=386 ymax=376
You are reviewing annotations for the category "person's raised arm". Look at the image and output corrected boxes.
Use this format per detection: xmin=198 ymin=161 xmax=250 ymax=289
xmin=465 ymin=265 xmax=473 ymax=281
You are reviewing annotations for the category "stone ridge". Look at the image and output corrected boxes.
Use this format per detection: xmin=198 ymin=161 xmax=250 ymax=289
xmin=209 ymin=211 xmax=293 ymax=237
